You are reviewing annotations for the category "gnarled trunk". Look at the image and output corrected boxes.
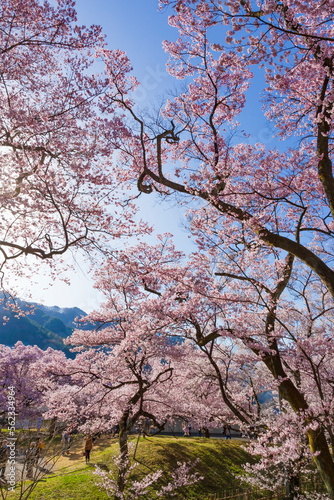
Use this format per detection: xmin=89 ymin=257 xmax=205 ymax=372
xmin=115 ymin=410 xmax=130 ymax=500
xmin=307 ymin=427 xmax=334 ymax=499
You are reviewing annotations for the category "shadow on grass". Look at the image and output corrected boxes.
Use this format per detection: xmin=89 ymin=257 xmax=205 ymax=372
xmin=132 ymin=437 xmax=255 ymax=499
xmin=64 ymin=452 xmax=84 ymax=461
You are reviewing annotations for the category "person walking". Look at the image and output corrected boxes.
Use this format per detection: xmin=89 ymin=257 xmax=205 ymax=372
xmin=61 ymin=431 xmax=71 ymax=456
xmin=83 ymin=435 xmax=93 ymax=463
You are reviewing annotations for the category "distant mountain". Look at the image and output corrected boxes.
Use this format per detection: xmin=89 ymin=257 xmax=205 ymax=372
xmin=0 ymin=298 xmax=88 ymax=357
xmin=26 ymin=303 xmax=87 ymax=329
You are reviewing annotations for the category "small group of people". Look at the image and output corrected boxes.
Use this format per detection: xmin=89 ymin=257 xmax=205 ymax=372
xmin=181 ymin=423 xmax=233 ymax=439
xmin=0 ymin=440 xmax=9 ymax=481
xmin=1 ymin=434 xmax=46 ymax=481
xmin=61 ymin=429 xmax=99 ymax=464
xmin=182 ymin=423 xmax=212 ymax=438
xmin=198 ymin=426 xmax=210 ymax=438
xmin=61 ymin=429 xmax=96 ymax=463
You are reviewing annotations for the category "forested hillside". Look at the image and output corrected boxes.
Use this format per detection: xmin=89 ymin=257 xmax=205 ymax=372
xmin=0 ymin=300 xmax=87 ymax=356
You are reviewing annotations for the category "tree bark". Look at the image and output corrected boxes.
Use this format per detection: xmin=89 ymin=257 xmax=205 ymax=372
xmin=264 ymin=355 xmax=334 ymax=499
xmin=116 ymin=411 xmax=130 ymax=500
xmin=307 ymin=426 xmax=334 ymax=499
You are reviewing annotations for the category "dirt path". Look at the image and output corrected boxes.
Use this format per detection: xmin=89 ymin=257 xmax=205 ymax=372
xmin=10 ymin=435 xmax=115 ymax=483
xmin=49 ymin=435 xmax=114 ymax=474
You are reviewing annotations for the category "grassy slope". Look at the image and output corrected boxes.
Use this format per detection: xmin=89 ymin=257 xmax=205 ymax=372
xmin=7 ymin=435 xmax=254 ymax=500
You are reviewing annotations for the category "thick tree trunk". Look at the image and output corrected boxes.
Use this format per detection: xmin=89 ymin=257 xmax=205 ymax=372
xmin=307 ymin=427 xmax=334 ymax=499
xmin=278 ymin=383 xmax=334 ymax=498
xmin=262 ymin=354 xmax=334 ymax=499
xmin=115 ymin=412 xmax=130 ymax=500
xmin=47 ymin=417 xmax=57 ymax=439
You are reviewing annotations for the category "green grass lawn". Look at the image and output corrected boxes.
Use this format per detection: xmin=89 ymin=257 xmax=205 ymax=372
xmin=4 ymin=435 xmax=255 ymax=500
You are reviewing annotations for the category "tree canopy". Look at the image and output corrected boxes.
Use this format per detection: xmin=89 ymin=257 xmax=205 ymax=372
xmin=1 ymin=1 xmax=334 ymax=498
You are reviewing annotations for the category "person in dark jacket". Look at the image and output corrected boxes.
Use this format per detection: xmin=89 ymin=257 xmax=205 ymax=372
xmin=83 ymin=435 xmax=93 ymax=463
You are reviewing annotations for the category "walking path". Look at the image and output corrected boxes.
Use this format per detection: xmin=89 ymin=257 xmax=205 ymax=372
xmin=0 ymin=435 xmax=112 ymax=488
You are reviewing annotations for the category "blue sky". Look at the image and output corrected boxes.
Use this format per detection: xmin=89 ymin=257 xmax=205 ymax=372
xmin=19 ymin=0 xmax=275 ymax=312
xmin=18 ymin=1 xmax=191 ymax=312
xmin=77 ymin=0 xmax=173 ymax=69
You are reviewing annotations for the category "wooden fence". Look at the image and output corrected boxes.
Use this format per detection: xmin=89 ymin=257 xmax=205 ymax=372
xmin=207 ymin=478 xmax=326 ymax=500
xmin=207 ymin=489 xmax=284 ymax=500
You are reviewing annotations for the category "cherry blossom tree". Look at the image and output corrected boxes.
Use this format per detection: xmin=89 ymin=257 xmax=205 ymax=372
xmin=2 ymin=0 xmax=334 ymax=496
xmin=95 ymin=1 xmax=334 ymax=496
xmin=0 ymin=342 xmax=66 ymax=423
xmin=0 ymin=343 xmax=70 ymax=499
xmin=94 ymin=456 xmax=202 ymax=500
xmin=42 ymin=268 xmax=191 ymax=498
xmin=90 ymin=237 xmax=334 ymax=497
xmin=0 ymin=0 xmax=144 ymax=293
